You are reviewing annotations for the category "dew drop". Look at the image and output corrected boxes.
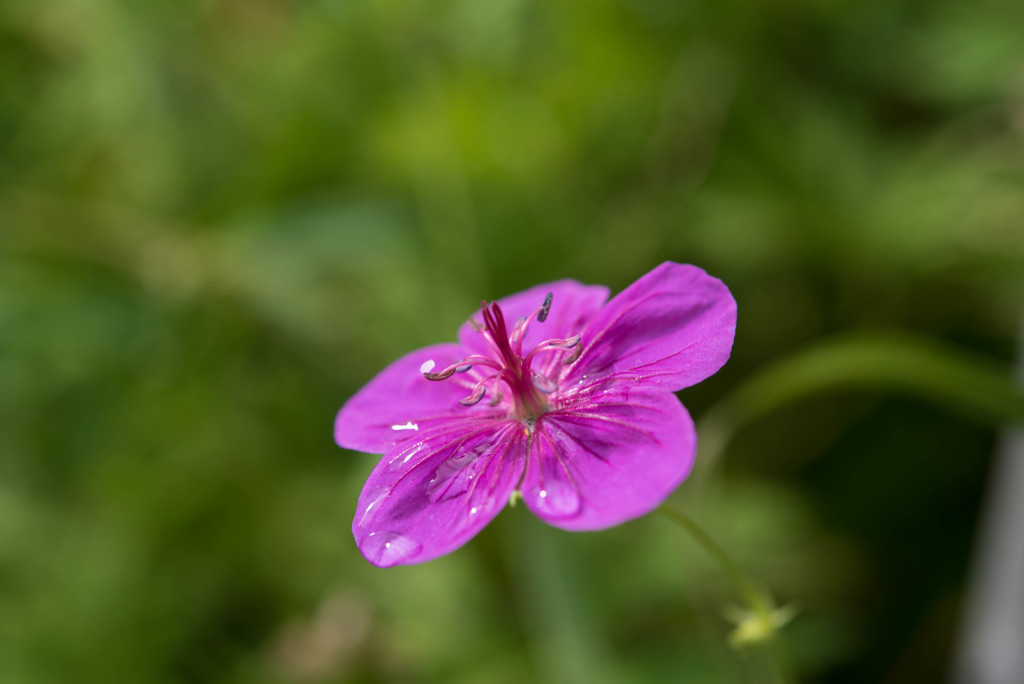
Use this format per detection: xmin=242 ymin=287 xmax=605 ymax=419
xmin=532 ymin=372 xmax=557 ymax=394
xmin=426 ymin=443 xmax=487 ymax=503
xmin=357 ymin=486 xmax=390 ymax=527
xmin=385 ymin=441 xmax=426 ymax=472
xmin=362 ymin=531 xmax=421 ymax=567
xmin=529 ymin=479 xmax=581 ymax=518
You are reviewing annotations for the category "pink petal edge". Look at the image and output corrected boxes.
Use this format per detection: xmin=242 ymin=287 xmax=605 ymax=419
xmin=566 ymin=262 xmax=736 ymax=392
xmin=335 ymin=343 xmax=497 ymax=454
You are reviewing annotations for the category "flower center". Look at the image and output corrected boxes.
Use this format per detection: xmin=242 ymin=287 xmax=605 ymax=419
xmin=421 ymin=293 xmax=581 ymax=421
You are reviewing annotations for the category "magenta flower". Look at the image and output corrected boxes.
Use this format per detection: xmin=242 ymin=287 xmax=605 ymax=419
xmin=335 ymin=262 xmax=736 ymax=567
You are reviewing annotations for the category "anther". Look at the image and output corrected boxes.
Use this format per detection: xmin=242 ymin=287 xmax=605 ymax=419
xmin=546 ymin=335 xmax=580 ymax=350
xmin=563 ymin=343 xmax=583 ymax=365
xmin=424 ymin=367 xmax=457 ymax=381
xmin=458 ymin=385 xmax=488 ymax=406
xmin=422 ymin=356 xmax=505 ymax=381
xmin=522 ymin=335 xmax=582 ymax=367
xmin=538 ymin=292 xmax=553 ymax=322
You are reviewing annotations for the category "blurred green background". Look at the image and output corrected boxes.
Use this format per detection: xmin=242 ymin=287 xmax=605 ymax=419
xmin=2 ymin=0 xmax=1024 ymax=682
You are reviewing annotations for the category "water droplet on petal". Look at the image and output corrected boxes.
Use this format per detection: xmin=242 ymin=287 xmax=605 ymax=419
xmin=387 ymin=442 xmax=426 ymax=473
xmin=529 ymin=479 xmax=581 ymax=518
xmin=426 ymin=443 xmax=488 ymax=503
xmin=362 ymin=531 xmax=421 ymax=567
xmin=532 ymin=372 xmax=557 ymax=394
xmin=358 ymin=486 xmax=390 ymax=527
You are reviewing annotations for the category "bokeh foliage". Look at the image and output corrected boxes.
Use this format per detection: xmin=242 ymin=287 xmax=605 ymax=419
xmin=1 ymin=0 xmax=1023 ymax=682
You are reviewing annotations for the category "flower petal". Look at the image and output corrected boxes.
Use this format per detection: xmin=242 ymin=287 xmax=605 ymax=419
xmin=566 ymin=262 xmax=736 ymax=392
xmin=521 ymin=386 xmax=695 ymax=530
xmin=353 ymin=417 xmax=527 ymax=567
xmin=458 ymin=280 xmax=609 ymax=362
xmin=335 ymin=343 xmax=502 ymax=454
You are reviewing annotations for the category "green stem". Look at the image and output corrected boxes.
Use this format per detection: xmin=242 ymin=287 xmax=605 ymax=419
xmin=660 ymin=505 xmax=795 ymax=683
xmin=659 ymin=501 xmax=794 ymax=684
xmin=659 ymin=504 xmax=770 ymax=616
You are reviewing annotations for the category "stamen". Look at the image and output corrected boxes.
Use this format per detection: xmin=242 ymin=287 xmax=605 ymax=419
xmin=510 ymin=317 xmax=528 ymax=353
xmin=562 ymin=343 xmax=583 ymax=365
xmin=458 ymin=384 xmax=488 ymax=406
xmin=422 ymin=355 xmax=503 ymax=381
xmin=544 ymin=334 xmax=580 ymax=349
xmin=522 ymin=335 xmax=581 ymax=367
xmin=538 ymin=292 xmax=553 ymax=322
xmin=428 ymin=292 xmax=581 ymax=419
xmin=512 ymin=293 xmax=556 ymax=357
xmin=423 ymin=367 xmax=457 ymax=381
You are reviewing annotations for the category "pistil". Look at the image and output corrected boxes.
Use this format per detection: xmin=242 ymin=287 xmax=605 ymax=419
xmin=421 ymin=293 xmax=581 ymax=421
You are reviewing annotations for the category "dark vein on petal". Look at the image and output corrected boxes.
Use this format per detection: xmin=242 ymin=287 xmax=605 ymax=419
xmin=578 ymin=290 xmax=671 ymax=365
xmin=556 ymin=412 xmax=658 ymax=441
xmin=536 ymin=427 xmax=584 ymax=505
xmin=543 ymin=417 xmax=615 ymax=468
xmin=385 ymin=422 xmax=506 ymax=494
